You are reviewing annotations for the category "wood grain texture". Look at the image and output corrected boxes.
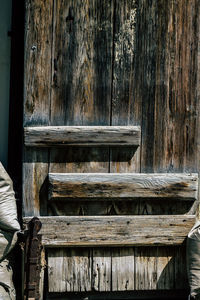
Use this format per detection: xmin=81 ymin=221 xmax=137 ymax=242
xmin=23 ymin=0 xmax=200 ymax=294
xmin=48 ymin=173 xmax=198 ymax=201
xmin=135 ymin=247 xmax=176 ymax=290
xmin=133 ymin=0 xmax=200 ymax=173
xmin=46 ymin=247 xmax=187 ymax=293
xmin=48 ymin=1 xmax=114 ymax=289
xmin=112 ymin=248 xmax=134 ymax=291
xmin=23 ymin=148 xmax=48 ymax=216
xmin=50 ymin=0 xmax=113 ymax=126
xmin=23 ymin=215 xmax=195 ymax=247
xmin=23 ymin=0 xmax=52 ymax=216
xmin=110 ymin=0 xmax=141 ymax=173
xmin=48 ymin=0 xmax=112 ymax=230
xmin=48 ymin=248 xmax=92 ymax=292
xmin=24 ymin=0 xmax=53 ymax=126
xmin=24 ymin=126 xmax=141 ymax=147
xmin=132 ymin=0 xmax=200 ymax=291
xmin=92 ymin=248 xmax=112 ymax=291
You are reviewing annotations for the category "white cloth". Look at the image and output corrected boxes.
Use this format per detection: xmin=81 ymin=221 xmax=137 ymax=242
xmin=187 ymin=222 xmax=200 ymax=299
xmin=0 ymin=163 xmax=20 ymax=299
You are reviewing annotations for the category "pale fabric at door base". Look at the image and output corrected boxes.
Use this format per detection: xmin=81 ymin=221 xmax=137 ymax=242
xmin=187 ymin=221 xmax=200 ymax=300
xmin=0 ymin=163 xmax=20 ymax=300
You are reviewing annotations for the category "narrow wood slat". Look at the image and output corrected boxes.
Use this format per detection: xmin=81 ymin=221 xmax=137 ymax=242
xmin=48 ymin=173 xmax=198 ymax=201
xmin=23 ymin=215 xmax=195 ymax=247
xmin=24 ymin=126 xmax=141 ymax=147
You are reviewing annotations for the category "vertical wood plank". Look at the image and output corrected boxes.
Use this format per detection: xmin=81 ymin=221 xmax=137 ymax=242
xmin=112 ymin=248 xmax=134 ymax=291
xmin=48 ymin=249 xmax=65 ymax=292
xmin=48 ymin=248 xmax=92 ymax=292
xmin=23 ymin=148 xmax=48 ymax=216
xmin=135 ymin=247 xmax=158 ymax=290
xmin=156 ymin=248 xmax=174 ymax=290
xmin=24 ymin=0 xmax=53 ymax=126
xmin=133 ymin=0 xmax=200 ymax=291
xmin=48 ymin=0 xmax=113 ymax=293
xmin=50 ymin=0 xmax=113 ymax=126
xmin=133 ymin=0 xmax=200 ymax=174
xmin=110 ymin=0 xmax=140 ymax=174
xmin=109 ymin=1 xmax=140 ymax=290
xmin=92 ymin=248 xmax=112 ymax=292
xmin=23 ymin=0 xmax=53 ymax=216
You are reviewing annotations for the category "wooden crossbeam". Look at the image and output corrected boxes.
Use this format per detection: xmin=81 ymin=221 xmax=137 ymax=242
xmin=23 ymin=215 xmax=195 ymax=247
xmin=24 ymin=126 xmax=141 ymax=147
xmin=48 ymin=173 xmax=198 ymax=201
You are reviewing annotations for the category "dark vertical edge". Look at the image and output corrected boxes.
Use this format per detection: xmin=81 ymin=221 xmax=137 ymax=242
xmin=8 ymin=1 xmax=25 ymax=299
xmin=8 ymin=0 xmax=25 ymax=221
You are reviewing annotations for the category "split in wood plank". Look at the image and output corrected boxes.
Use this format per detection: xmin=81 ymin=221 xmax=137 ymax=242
xmin=23 ymin=215 xmax=195 ymax=247
xmin=48 ymin=173 xmax=198 ymax=201
xmin=24 ymin=126 xmax=141 ymax=147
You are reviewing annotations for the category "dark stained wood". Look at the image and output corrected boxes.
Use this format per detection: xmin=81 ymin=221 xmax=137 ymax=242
xmin=111 ymin=0 xmax=138 ymax=126
xmin=48 ymin=173 xmax=198 ymax=201
xmin=50 ymin=0 xmax=113 ymax=126
xmin=133 ymin=0 xmax=200 ymax=173
xmin=23 ymin=215 xmax=195 ymax=247
xmin=24 ymin=126 xmax=141 ymax=147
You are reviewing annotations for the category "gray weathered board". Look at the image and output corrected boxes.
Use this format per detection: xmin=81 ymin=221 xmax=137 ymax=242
xmin=48 ymin=173 xmax=198 ymax=201
xmin=23 ymin=215 xmax=195 ymax=247
xmin=24 ymin=126 xmax=141 ymax=147
xmin=23 ymin=0 xmax=200 ymax=296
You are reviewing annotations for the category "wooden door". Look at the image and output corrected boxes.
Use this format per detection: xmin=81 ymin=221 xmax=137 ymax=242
xmin=23 ymin=0 xmax=200 ymax=299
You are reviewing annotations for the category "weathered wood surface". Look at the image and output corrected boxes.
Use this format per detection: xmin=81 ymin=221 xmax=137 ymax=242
xmin=50 ymin=0 xmax=113 ymax=126
xmin=47 ymin=1 xmax=116 ymax=294
xmin=112 ymin=247 xmax=135 ymax=291
xmin=24 ymin=126 xmax=141 ymax=147
xmin=132 ymin=0 xmax=200 ymax=292
xmin=47 ymin=245 xmax=187 ymax=294
xmin=48 ymin=173 xmax=198 ymax=201
xmin=110 ymin=0 xmax=141 ymax=174
xmin=23 ymin=0 xmax=52 ymax=216
xmin=23 ymin=0 xmax=200 ymax=294
xmin=48 ymin=248 xmax=92 ymax=292
xmin=134 ymin=0 xmax=200 ymax=174
xmin=23 ymin=215 xmax=195 ymax=247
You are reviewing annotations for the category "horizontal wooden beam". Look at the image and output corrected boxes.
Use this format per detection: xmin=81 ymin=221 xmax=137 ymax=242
xmin=24 ymin=126 xmax=141 ymax=147
xmin=48 ymin=173 xmax=198 ymax=201
xmin=23 ymin=215 xmax=195 ymax=247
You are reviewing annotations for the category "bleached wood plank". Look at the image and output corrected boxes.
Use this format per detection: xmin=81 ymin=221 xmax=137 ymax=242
xmin=48 ymin=173 xmax=198 ymax=201
xmin=112 ymin=248 xmax=135 ymax=291
xmin=23 ymin=215 xmax=195 ymax=247
xmin=48 ymin=248 xmax=92 ymax=292
xmin=24 ymin=126 xmax=141 ymax=147
xmin=92 ymin=248 xmax=112 ymax=291
xmin=135 ymin=247 xmax=158 ymax=290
